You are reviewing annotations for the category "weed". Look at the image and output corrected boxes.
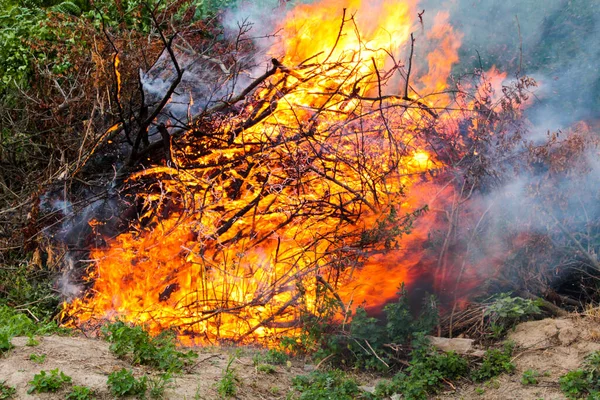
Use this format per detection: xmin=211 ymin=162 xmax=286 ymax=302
xmin=475 ymin=387 xmax=485 ymax=395
xmin=28 ymin=369 xmax=72 ymax=393
xmin=101 ymin=321 xmax=197 ymax=372
xmin=26 ymin=334 xmax=39 ymax=347
xmin=484 ymin=294 xmax=541 ymax=336
xmin=148 ymin=372 xmax=174 ymax=399
xmin=0 ymin=381 xmax=16 ymax=399
xmin=471 ymin=342 xmax=515 ymax=382
xmin=107 ymin=368 xmax=147 ymax=397
xmin=292 ymin=370 xmax=374 ymax=400
xmin=559 ymin=351 xmax=600 ymax=399
xmin=521 ymin=369 xmax=540 ymax=385
xmin=559 ymin=370 xmax=588 ymax=399
xmin=217 ymin=357 xmax=238 ymax=398
xmin=257 ymin=364 xmax=276 ymax=374
xmin=375 ymin=335 xmax=469 ymax=400
xmin=252 ymin=349 xmax=289 ymax=366
xmin=66 ymin=385 xmax=95 ymax=400
xmin=0 ymin=305 xmax=67 ymax=355
xmin=29 ymin=353 xmax=46 ymax=363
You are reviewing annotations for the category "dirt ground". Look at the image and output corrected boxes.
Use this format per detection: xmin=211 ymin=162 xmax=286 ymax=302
xmin=1 ymin=316 xmax=599 ymax=399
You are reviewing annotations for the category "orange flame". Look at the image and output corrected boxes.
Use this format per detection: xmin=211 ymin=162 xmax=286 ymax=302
xmin=63 ymin=0 xmax=486 ymax=345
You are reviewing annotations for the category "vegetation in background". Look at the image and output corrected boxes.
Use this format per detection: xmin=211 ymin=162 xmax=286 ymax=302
xmin=0 ymin=305 xmax=66 ymax=354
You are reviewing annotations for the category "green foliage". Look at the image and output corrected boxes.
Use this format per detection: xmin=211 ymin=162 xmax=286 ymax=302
xmin=324 ymin=285 xmax=438 ymax=371
xmin=471 ymin=342 xmax=515 ymax=382
xmin=559 ymin=351 xmax=600 ymax=399
xmin=26 ymin=334 xmax=39 ymax=346
xmin=217 ymin=356 xmax=238 ymax=398
xmin=66 ymin=385 xmax=95 ymax=400
xmin=291 ymin=370 xmax=374 ymax=400
xmin=29 ymin=353 xmax=46 ymax=363
xmin=256 ymin=364 xmax=276 ymax=374
xmin=484 ymin=293 xmax=541 ymax=336
xmin=107 ymin=368 xmax=147 ymax=398
xmin=252 ymin=348 xmax=289 ymax=366
xmin=0 ymin=381 xmax=16 ymax=399
xmin=560 ymin=370 xmax=588 ymax=399
xmin=148 ymin=372 xmax=174 ymax=399
xmin=27 ymin=369 xmax=72 ymax=393
xmin=0 ymin=305 xmax=66 ymax=354
xmin=101 ymin=321 xmax=197 ymax=372
xmin=375 ymin=335 xmax=469 ymax=400
xmin=521 ymin=369 xmax=540 ymax=385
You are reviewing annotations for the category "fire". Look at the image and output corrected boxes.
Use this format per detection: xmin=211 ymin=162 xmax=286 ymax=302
xmin=63 ymin=0 xmax=492 ymax=345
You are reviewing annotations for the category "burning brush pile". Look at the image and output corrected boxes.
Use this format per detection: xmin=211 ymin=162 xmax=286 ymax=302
xmin=50 ymin=0 xmax=600 ymax=346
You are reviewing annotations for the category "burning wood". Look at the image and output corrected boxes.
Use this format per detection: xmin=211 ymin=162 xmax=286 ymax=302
xmin=61 ymin=0 xmax=534 ymax=345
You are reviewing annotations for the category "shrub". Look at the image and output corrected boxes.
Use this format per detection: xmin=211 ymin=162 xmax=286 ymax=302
xmin=28 ymin=369 xmax=72 ymax=393
xmin=107 ymin=368 xmax=147 ymax=397
xmin=484 ymin=293 xmax=541 ymax=336
xmin=252 ymin=348 xmax=289 ymax=366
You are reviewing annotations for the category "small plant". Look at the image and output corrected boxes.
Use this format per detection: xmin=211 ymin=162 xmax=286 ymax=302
xmin=521 ymin=369 xmax=540 ymax=385
xmin=471 ymin=342 xmax=515 ymax=382
xmin=559 ymin=370 xmax=588 ymax=399
xmin=107 ymin=368 xmax=147 ymax=397
xmin=252 ymin=349 xmax=289 ymax=366
xmin=375 ymin=336 xmax=469 ymax=400
xmin=66 ymin=385 xmax=95 ymax=400
xmin=0 ymin=381 xmax=16 ymax=399
xmin=26 ymin=334 xmax=39 ymax=347
xmin=292 ymin=370 xmax=373 ymax=400
xmin=256 ymin=364 xmax=276 ymax=374
xmin=102 ymin=321 xmax=197 ymax=372
xmin=475 ymin=387 xmax=485 ymax=395
xmin=559 ymin=351 xmax=600 ymax=399
xmin=217 ymin=357 xmax=238 ymax=398
xmin=29 ymin=353 xmax=46 ymax=363
xmin=484 ymin=293 xmax=541 ymax=336
xmin=148 ymin=372 xmax=174 ymax=399
xmin=28 ymin=369 xmax=72 ymax=393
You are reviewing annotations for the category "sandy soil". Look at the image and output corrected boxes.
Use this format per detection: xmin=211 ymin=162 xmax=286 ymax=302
xmin=1 ymin=316 xmax=599 ymax=399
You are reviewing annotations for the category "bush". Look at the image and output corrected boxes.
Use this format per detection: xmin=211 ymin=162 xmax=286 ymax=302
xmin=28 ymin=369 xmax=72 ymax=393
